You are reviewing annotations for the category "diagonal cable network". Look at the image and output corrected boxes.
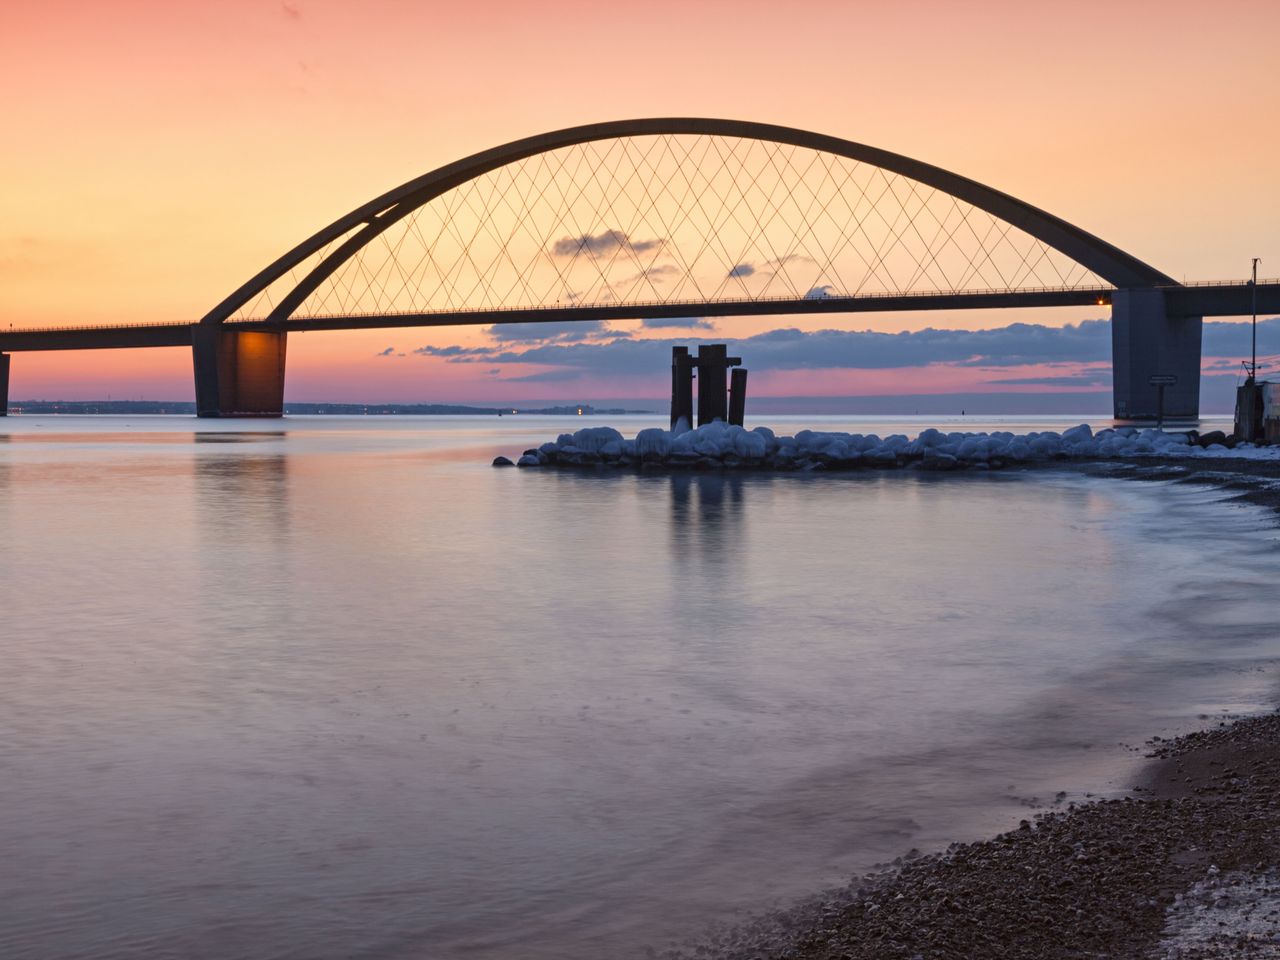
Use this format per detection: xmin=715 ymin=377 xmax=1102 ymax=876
xmin=283 ymin=132 xmax=1114 ymax=322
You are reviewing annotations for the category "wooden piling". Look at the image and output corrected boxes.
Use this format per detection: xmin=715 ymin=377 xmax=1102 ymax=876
xmin=696 ymin=344 xmax=728 ymax=425
xmin=670 ymin=346 xmax=694 ymax=430
xmin=728 ymin=367 xmax=748 ymax=426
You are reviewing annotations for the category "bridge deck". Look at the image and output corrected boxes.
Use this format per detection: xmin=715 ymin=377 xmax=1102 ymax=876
xmin=1 ymin=282 xmax=1276 ymax=352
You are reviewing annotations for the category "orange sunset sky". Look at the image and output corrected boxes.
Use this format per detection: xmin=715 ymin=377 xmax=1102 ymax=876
xmin=2 ymin=0 xmax=1278 ymax=406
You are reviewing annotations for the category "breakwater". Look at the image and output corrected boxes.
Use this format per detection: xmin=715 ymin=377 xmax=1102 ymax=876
xmin=498 ymin=421 xmax=1275 ymax=471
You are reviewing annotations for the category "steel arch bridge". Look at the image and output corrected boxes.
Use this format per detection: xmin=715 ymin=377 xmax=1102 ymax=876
xmin=203 ymin=117 xmax=1173 ymax=328
xmin=2 ymin=118 xmax=1275 ymax=418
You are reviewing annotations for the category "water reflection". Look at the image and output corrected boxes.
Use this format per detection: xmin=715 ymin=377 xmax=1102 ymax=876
xmin=193 ymin=452 xmax=295 ymax=668
xmin=2 ymin=423 xmax=1279 ymax=960
xmin=665 ymin=472 xmax=748 ymax=572
xmin=0 ymin=436 xmax=10 ymax=542
xmin=193 ymin=431 xmax=287 ymax=445
xmin=193 ymin=451 xmax=291 ymax=542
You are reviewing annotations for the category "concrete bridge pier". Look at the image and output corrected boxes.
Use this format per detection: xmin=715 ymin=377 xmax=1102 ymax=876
xmin=192 ymin=328 xmax=287 ymax=417
xmin=1111 ymin=288 xmax=1202 ymax=420
xmin=0 ymin=353 xmax=9 ymax=415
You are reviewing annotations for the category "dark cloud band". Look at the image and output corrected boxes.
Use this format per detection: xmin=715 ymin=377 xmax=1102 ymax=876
xmin=411 ymin=317 xmax=1280 ymax=382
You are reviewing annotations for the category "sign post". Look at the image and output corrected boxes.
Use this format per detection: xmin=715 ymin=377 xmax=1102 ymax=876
xmin=1148 ymin=374 xmax=1178 ymax=429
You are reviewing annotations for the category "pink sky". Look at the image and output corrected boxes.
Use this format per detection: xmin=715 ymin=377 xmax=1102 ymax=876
xmin=2 ymin=0 xmax=1277 ymax=402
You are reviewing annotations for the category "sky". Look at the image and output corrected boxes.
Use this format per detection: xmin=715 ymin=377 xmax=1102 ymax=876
xmin=2 ymin=0 xmax=1278 ymax=409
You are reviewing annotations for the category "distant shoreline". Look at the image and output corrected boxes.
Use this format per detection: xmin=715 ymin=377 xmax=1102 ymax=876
xmin=4 ymin=401 xmax=654 ymax=416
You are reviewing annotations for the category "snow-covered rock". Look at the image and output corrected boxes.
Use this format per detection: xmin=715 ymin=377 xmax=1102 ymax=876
xmin=513 ymin=421 xmax=1280 ymax=471
xmin=566 ymin=426 xmax=624 ymax=453
xmin=634 ymin=427 xmax=671 ymax=458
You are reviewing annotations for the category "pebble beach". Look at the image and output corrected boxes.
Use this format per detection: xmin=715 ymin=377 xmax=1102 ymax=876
xmin=672 ymin=711 xmax=1280 ymax=959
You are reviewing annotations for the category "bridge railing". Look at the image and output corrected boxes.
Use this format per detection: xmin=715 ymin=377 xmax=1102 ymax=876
xmin=1163 ymin=277 xmax=1280 ymax=289
xmin=221 ymin=281 xmax=1120 ymax=324
xmin=0 ymin=320 xmax=192 ymax=335
xmin=5 ymin=278 xmax=1276 ymax=337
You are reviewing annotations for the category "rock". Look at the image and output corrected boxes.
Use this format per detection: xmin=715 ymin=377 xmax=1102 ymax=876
xmin=491 ymin=456 xmax=515 ymax=467
xmin=918 ymin=451 xmax=962 ymax=471
xmin=635 ymin=428 xmax=672 ymax=458
xmin=569 ymin=426 xmax=624 ymax=453
xmin=507 ymin=420 xmax=1275 ymax=476
xmin=516 ymin=454 xmax=539 ymax=467
xmin=1062 ymin=423 xmax=1094 ymax=444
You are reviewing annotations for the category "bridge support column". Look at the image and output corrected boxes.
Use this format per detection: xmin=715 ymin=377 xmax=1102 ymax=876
xmin=192 ymin=328 xmax=287 ymax=418
xmin=1111 ymin=288 xmax=1201 ymax=420
xmin=0 ymin=353 xmax=9 ymax=416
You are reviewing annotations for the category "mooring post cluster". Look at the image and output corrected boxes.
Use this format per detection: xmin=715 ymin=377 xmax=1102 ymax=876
xmin=670 ymin=344 xmax=748 ymax=429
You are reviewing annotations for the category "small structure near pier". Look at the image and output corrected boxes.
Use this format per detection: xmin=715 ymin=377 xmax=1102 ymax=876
xmin=670 ymin=344 xmax=748 ymax=429
xmin=1235 ymin=380 xmax=1280 ymax=444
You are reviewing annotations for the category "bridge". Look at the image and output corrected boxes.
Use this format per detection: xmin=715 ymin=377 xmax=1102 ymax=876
xmin=2 ymin=118 xmax=1276 ymax=419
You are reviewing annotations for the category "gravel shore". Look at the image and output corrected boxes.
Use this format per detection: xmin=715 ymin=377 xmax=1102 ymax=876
xmin=669 ymin=461 xmax=1280 ymax=960
xmin=671 ymin=713 xmax=1280 ymax=960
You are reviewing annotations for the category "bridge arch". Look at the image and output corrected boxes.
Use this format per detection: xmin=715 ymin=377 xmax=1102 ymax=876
xmin=202 ymin=118 xmax=1174 ymax=327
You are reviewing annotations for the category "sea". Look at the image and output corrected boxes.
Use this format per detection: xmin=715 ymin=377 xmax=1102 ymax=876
xmin=2 ymin=413 xmax=1278 ymax=960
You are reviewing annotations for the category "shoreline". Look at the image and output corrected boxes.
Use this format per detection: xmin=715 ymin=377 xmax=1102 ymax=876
xmin=689 ymin=710 xmax=1280 ymax=960
xmin=1076 ymin=457 xmax=1280 ymax=521
xmin=670 ymin=461 xmax=1280 ymax=960
xmin=672 ymin=717 xmax=1280 ymax=960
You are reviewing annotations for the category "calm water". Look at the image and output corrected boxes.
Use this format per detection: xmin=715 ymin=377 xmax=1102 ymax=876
xmin=1 ymin=414 xmax=1275 ymax=960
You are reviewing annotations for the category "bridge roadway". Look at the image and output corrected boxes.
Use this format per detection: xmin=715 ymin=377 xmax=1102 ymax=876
xmin=2 ymin=281 xmax=1276 ymax=353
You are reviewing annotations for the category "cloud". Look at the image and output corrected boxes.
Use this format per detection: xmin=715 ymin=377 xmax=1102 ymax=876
xmin=502 ymin=369 xmax=585 ymax=383
xmin=411 ymin=317 xmax=1280 ymax=383
xmin=551 ymin=230 xmax=663 ymax=258
xmin=766 ymin=254 xmax=817 ymax=269
xmin=989 ymin=374 xmax=1112 ymax=387
xmin=482 ymin=320 xmax=620 ymax=343
xmin=728 ymin=263 xmax=755 ymax=279
xmin=416 ymin=319 xmax=1115 ymax=376
xmin=804 ymin=285 xmax=836 ymax=299
xmin=281 ymin=1 xmax=302 ymax=19
xmin=375 ymin=346 xmax=396 ymax=357
xmin=1203 ymin=317 xmax=1280 ymax=357
xmin=640 ymin=317 xmax=715 ymax=330
xmin=620 ymin=264 xmax=681 ymax=285
xmin=414 ymin=344 xmax=491 ymax=357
